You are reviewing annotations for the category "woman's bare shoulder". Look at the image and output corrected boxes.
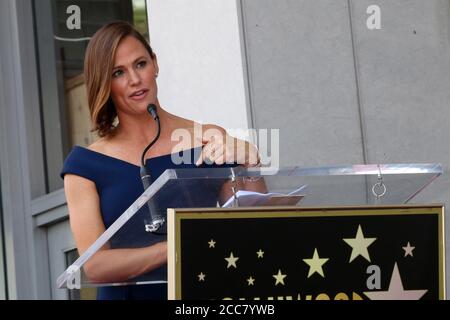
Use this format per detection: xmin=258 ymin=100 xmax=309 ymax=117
xmin=168 ymin=114 xmax=194 ymax=129
xmin=202 ymin=123 xmax=226 ymax=134
xmin=165 ymin=111 xmax=225 ymax=132
xmin=87 ymin=136 xmax=124 ymax=156
xmin=87 ymin=137 xmax=110 ymax=153
xmin=175 ymin=116 xmax=225 ymax=133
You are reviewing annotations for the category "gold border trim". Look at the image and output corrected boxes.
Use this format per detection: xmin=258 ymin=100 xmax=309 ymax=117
xmin=167 ymin=204 xmax=445 ymax=300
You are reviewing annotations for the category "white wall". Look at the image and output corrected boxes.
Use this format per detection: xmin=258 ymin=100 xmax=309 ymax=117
xmin=146 ymin=0 xmax=249 ymax=137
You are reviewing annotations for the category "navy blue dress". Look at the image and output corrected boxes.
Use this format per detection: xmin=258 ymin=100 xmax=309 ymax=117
xmin=61 ymin=145 xmax=235 ymax=300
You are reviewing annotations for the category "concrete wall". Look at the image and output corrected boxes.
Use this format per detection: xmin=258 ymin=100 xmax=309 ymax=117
xmin=240 ymin=0 xmax=450 ymax=292
xmin=350 ymin=0 xmax=450 ymax=206
xmin=241 ymin=0 xmax=365 ymax=167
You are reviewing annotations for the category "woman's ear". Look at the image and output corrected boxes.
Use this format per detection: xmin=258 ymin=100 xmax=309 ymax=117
xmin=152 ymin=53 xmax=159 ymax=77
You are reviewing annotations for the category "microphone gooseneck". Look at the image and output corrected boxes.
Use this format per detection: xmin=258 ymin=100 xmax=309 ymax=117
xmin=141 ymin=104 xmax=161 ymax=167
xmin=140 ymin=104 xmax=165 ymax=234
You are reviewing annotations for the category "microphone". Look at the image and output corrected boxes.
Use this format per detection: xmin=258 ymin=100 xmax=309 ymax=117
xmin=140 ymin=104 xmax=165 ymax=234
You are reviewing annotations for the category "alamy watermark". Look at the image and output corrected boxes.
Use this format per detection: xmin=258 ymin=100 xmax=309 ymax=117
xmin=66 ymin=5 xmax=81 ymax=30
xmin=366 ymin=5 xmax=381 ymax=30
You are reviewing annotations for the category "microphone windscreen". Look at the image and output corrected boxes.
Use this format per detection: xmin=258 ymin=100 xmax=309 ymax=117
xmin=147 ymin=104 xmax=158 ymax=119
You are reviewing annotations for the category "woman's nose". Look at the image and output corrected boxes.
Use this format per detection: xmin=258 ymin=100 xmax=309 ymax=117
xmin=128 ymin=70 xmax=141 ymax=86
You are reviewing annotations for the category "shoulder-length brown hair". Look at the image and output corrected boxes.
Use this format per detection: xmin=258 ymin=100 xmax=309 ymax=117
xmin=84 ymin=21 xmax=154 ymax=137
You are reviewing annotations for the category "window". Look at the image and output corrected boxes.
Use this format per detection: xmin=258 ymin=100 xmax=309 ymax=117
xmin=33 ymin=0 xmax=149 ymax=195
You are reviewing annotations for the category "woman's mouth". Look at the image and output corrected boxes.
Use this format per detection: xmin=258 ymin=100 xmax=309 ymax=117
xmin=129 ymin=89 xmax=148 ymax=101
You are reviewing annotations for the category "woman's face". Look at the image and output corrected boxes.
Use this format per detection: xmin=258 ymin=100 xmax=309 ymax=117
xmin=110 ymin=35 xmax=159 ymax=115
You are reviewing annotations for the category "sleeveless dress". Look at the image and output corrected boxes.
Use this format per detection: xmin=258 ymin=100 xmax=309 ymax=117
xmin=61 ymin=145 xmax=235 ymax=300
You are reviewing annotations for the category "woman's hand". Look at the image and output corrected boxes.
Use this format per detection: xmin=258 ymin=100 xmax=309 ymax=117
xmin=195 ymin=131 xmax=260 ymax=167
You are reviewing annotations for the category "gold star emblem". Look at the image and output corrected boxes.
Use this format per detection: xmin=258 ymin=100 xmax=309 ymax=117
xmin=225 ymin=252 xmax=239 ymax=268
xmin=343 ymin=224 xmax=377 ymax=262
xmin=246 ymin=276 xmax=255 ymax=286
xmin=273 ymin=269 xmax=287 ymax=286
xmin=198 ymin=272 xmax=206 ymax=282
xmin=256 ymin=249 xmax=264 ymax=258
xmin=302 ymin=248 xmax=329 ymax=278
xmin=208 ymin=239 xmax=216 ymax=248
xmin=402 ymin=242 xmax=415 ymax=257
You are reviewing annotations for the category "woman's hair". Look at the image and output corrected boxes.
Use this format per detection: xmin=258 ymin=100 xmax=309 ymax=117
xmin=84 ymin=21 xmax=154 ymax=137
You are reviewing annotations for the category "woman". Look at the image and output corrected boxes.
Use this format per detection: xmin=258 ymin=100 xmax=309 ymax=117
xmin=61 ymin=21 xmax=265 ymax=300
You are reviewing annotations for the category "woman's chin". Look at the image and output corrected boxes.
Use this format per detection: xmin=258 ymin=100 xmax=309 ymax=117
xmin=130 ymin=100 xmax=151 ymax=111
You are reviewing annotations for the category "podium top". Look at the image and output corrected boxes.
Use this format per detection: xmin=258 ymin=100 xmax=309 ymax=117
xmin=57 ymin=163 xmax=442 ymax=289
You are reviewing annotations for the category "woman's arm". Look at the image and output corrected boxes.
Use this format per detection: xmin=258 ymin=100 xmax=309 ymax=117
xmin=218 ymin=177 xmax=268 ymax=206
xmin=217 ymin=139 xmax=268 ymax=205
xmin=82 ymin=243 xmax=167 ymax=283
xmin=64 ymin=174 xmax=166 ymax=283
xmin=192 ymin=124 xmax=268 ymax=204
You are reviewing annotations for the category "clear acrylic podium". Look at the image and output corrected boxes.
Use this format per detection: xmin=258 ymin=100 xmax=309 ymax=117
xmin=57 ymin=163 xmax=442 ymax=290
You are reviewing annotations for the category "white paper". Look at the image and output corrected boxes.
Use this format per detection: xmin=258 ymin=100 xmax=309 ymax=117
xmin=222 ymin=185 xmax=307 ymax=208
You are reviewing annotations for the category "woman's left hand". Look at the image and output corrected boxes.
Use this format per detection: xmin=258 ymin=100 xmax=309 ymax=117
xmin=195 ymin=132 xmax=259 ymax=167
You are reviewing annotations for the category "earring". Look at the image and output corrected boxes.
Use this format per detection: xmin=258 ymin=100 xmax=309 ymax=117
xmin=155 ymin=73 xmax=159 ymax=78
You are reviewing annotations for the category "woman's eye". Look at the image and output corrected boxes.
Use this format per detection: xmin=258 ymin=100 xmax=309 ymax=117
xmin=137 ymin=60 xmax=147 ymax=68
xmin=112 ymin=69 xmax=123 ymax=78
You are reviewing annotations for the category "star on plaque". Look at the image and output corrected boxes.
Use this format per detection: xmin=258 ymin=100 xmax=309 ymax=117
xmin=364 ymin=263 xmax=427 ymax=300
xmin=225 ymin=252 xmax=239 ymax=268
xmin=343 ymin=224 xmax=377 ymax=262
xmin=302 ymin=248 xmax=329 ymax=278
xmin=246 ymin=276 xmax=255 ymax=286
xmin=402 ymin=242 xmax=415 ymax=257
xmin=273 ymin=269 xmax=287 ymax=286
xmin=197 ymin=272 xmax=206 ymax=282
xmin=208 ymin=239 xmax=216 ymax=248
xmin=256 ymin=249 xmax=264 ymax=258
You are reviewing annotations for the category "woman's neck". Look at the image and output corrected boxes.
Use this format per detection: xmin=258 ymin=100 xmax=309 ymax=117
xmin=113 ymin=106 xmax=174 ymax=146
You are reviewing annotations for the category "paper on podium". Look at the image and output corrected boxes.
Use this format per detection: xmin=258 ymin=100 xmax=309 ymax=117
xmin=222 ymin=185 xmax=307 ymax=208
